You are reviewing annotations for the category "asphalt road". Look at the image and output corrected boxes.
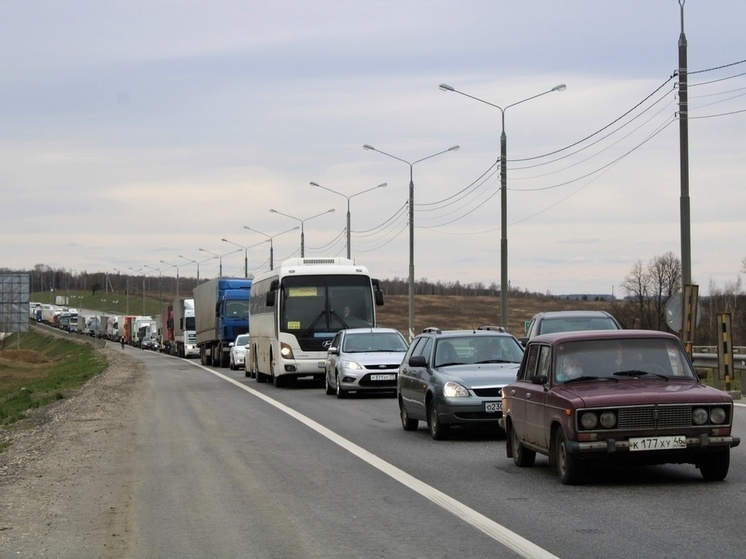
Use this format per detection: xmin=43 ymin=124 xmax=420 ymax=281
xmin=129 ymin=349 xmax=746 ymax=559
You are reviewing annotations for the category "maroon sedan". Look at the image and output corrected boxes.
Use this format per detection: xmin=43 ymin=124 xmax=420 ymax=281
xmin=500 ymin=329 xmax=740 ymax=484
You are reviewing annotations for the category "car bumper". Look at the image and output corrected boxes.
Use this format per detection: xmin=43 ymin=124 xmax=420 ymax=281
xmin=436 ymin=397 xmax=503 ymax=425
xmin=566 ymin=434 xmax=740 ymax=460
xmin=339 ymin=370 xmax=398 ymax=392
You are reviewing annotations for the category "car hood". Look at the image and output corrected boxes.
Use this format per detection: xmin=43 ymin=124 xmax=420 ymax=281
xmin=558 ymin=379 xmax=733 ymax=406
xmin=438 ymin=364 xmax=520 ymax=387
xmin=345 ymin=351 xmax=406 ymax=366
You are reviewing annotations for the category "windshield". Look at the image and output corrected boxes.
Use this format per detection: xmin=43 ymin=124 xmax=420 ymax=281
xmin=435 ymin=335 xmax=524 ymax=367
xmin=281 ymin=275 xmax=374 ymax=335
xmin=554 ymin=338 xmax=696 ymax=383
xmin=225 ymin=299 xmax=248 ymax=318
xmin=234 ymin=334 xmax=250 ymax=346
xmin=341 ymin=332 xmax=408 ymax=353
xmin=539 ymin=316 xmax=618 ymax=335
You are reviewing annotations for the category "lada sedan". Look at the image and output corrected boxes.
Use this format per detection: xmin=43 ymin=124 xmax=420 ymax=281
xmin=398 ymin=327 xmax=524 ymax=440
xmin=500 ymin=329 xmax=740 ymax=484
xmin=324 ymin=328 xmax=408 ymax=398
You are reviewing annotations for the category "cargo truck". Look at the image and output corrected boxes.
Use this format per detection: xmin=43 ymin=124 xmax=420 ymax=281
xmin=159 ymin=303 xmax=174 ymax=354
xmin=173 ymin=298 xmax=199 ymax=358
xmin=133 ymin=316 xmax=155 ymax=347
xmin=194 ymin=278 xmax=251 ymax=367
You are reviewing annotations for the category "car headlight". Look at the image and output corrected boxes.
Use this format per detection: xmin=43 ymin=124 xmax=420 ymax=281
xmin=442 ymin=381 xmax=469 ymax=398
xmin=280 ymin=342 xmax=294 ymax=359
xmin=580 ymin=412 xmax=598 ymax=430
xmin=342 ymin=360 xmax=363 ymax=371
xmin=599 ymin=411 xmax=617 ymax=429
xmin=692 ymin=407 xmax=709 ymax=425
xmin=709 ymin=407 xmax=727 ymax=424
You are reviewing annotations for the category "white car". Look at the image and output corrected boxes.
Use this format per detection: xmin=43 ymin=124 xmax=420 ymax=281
xmin=229 ymin=334 xmax=250 ymax=370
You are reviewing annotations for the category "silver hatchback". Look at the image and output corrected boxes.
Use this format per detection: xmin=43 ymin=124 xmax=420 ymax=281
xmin=324 ymin=328 xmax=408 ymax=398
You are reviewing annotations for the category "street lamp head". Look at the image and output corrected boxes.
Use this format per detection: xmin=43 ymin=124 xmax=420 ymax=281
xmin=270 ymin=209 xmax=278 ymax=214
xmin=552 ymin=84 xmax=567 ymax=92
xmin=439 ymin=83 xmax=455 ymax=92
xmin=448 ymin=145 xmax=460 ymax=152
xmin=363 ymin=144 xmax=375 ymax=151
xmin=310 ymin=181 xmax=320 ymax=187
xmin=221 ymin=238 xmax=229 ymax=242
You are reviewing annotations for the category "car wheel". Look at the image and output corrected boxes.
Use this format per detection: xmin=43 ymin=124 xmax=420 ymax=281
xmin=510 ymin=423 xmax=536 ymax=467
xmin=229 ymin=356 xmax=235 ymax=370
xmin=399 ymin=398 xmax=418 ymax=431
xmin=427 ymin=401 xmax=450 ymax=440
xmin=698 ymin=449 xmax=730 ymax=481
xmin=335 ymin=373 xmax=347 ymax=399
xmin=554 ymin=428 xmax=583 ymax=485
xmin=324 ymin=371 xmax=335 ymax=395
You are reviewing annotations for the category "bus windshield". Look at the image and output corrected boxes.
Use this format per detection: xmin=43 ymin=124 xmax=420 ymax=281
xmin=281 ymin=275 xmax=374 ymax=336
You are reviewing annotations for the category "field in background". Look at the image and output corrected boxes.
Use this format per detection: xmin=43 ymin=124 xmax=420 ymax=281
xmin=376 ymin=294 xmax=615 ymax=338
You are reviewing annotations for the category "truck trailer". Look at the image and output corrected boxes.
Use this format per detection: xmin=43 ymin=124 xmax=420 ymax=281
xmin=193 ymin=278 xmax=251 ymax=367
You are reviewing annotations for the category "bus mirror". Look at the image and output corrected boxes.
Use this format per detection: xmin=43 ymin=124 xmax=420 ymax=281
xmin=270 ymin=279 xmax=279 ymax=291
xmin=266 ymin=290 xmax=276 ymax=307
xmin=375 ymin=289 xmax=384 ymax=306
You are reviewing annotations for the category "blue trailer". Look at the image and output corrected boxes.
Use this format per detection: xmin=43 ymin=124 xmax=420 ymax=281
xmin=193 ymin=277 xmax=251 ymax=367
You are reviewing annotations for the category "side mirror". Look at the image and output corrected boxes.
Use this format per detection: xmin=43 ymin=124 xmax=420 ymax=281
xmin=328 ymin=346 xmax=340 ymax=355
xmin=531 ymin=374 xmax=548 ymax=385
xmin=408 ymin=355 xmax=427 ymax=368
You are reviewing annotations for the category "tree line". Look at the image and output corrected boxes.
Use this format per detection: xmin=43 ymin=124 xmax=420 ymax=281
xmin=6 ymin=254 xmax=745 ymax=346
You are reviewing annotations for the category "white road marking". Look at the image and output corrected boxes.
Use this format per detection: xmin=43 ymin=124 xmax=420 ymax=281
xmin=203 ymin=367 xmax=558 ymax=559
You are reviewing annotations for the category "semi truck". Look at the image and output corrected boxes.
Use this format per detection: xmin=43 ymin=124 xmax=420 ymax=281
xmin=173 ymin=298 xmax=199 ymax=358
xmin=159 ymin=303 xmax=174 ymax=354
xmin=194 ymin=278 xmax=251 ymax=367
xmin=133 ymin=316 xmax=155 ymax=347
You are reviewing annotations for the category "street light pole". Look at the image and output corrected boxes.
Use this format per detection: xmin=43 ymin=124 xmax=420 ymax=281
xmin=178 ymin=255 xmax=199 ymax=283
xmin=439 ymin=82 xmax=566 ymax=328
xmin=363 ymin=143 xmax=459 ymax=340
xmin=243 ymin=225 xmax=300 ymax=270
xmin=129 ymin=266 xmax=146 ymax=315
xmin=160 ymin=260 xmax=180 ymax=299
xmin=269 ymin=208 xmax=335 ymax=258
xmin=310 ymin=181 xmax=387 ymax=259
xmin=222 ymin=238 xmax=270 ymax=278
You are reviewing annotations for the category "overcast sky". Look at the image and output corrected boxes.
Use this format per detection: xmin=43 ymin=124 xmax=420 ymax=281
xmin=2 ymin=0 xmax=744 ymax=296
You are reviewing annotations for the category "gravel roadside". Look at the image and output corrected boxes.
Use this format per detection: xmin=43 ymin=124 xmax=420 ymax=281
xmin=0 ymin=344 xmax=147 ymax=558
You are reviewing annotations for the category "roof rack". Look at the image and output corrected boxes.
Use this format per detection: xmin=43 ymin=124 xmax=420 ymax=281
xmin=422 ymin=326 xmax=442 ymax=334
xmin=477 ymin=325 xmax=506 ymax=332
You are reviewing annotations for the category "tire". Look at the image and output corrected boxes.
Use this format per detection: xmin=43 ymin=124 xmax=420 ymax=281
xmin=510 ymin=423 xmax=536 ymax=467
xmin=335 ymin=373 xmax=347 ymax=399
xmin=427 ymin=400 xmax=450 ymax=440
xmin=399 ymin=399 xmax=418 ymax=431
xmin=273 ymin=374 xmax=284 ymax=388
xmin=229 ymin=356 xmax=235 ymax=370
xmin=554 ymin=428 xmax=583 ymax=485
xmin=699 ymin=449 xmax=730 ymax=481
xmin=324 ymin=371 xmax=335 ymax=395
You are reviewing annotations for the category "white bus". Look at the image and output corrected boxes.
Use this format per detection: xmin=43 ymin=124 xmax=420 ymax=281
xmin=248 ymin=257 xmax=384 ymax=387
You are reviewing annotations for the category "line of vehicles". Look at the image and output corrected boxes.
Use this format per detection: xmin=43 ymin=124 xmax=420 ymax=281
xmin=31 ymin=258 xmax=740 ymax=485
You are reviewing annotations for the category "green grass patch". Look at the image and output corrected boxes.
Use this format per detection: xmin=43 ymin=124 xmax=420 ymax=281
xmin=0 ymin=329 xmax=108 ymax=426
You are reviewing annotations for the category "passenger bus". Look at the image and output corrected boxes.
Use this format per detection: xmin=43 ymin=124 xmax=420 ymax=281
xmin=248 ymin=257 xmax=384 ymax=386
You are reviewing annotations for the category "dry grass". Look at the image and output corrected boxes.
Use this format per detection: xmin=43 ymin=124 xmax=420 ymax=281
xmin=376 ymin=294 xmax=615 ymax=337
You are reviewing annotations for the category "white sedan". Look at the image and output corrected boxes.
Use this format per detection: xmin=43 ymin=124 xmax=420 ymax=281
xmin=229 ymin=334 xmax=250 ymax=370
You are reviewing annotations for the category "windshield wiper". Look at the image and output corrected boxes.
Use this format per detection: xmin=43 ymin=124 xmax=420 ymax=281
xmin=475 ymin=359 xmax=516 ymax=364
xmin=614 ymin=369 xmax=669 ymax=380
xmin=303 ymin=310 xmax=330 ymax=337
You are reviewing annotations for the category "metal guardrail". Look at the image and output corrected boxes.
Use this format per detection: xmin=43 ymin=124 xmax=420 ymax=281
xmin=692 ymin=352 xmax=746 ymax=372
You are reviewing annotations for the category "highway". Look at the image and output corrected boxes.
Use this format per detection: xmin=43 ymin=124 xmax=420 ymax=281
xmin=127 ymin=349 xmax=746 ymax=558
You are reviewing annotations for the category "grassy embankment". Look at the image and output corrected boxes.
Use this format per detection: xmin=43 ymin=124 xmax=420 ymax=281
xmin=0 ymin=329 xmax=107 ymax=450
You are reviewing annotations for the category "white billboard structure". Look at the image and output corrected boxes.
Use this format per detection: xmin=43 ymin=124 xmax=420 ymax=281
xmin=0 ymin=273 xmax=30 ymax=339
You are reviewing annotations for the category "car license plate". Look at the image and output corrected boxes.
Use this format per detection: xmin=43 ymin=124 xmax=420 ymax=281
xmin=370 ymin=374 xmax=395 ymax=381
xmin=629 ymin=435 xmax=686 ymax=451
xmin=484 ymin=401 xmax=502 ymax=413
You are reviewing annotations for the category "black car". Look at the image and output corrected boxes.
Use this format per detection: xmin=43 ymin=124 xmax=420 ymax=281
xmin=397 ymin=326 xmax=524 ymax=440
